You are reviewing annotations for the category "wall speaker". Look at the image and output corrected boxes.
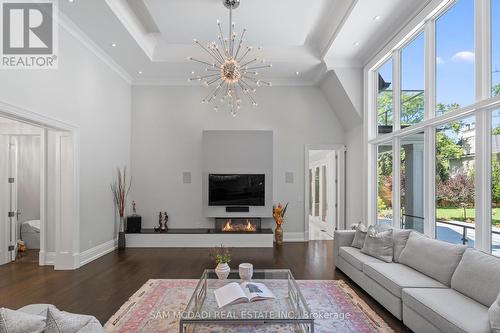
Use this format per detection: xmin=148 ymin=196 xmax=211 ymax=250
xmin=285 ymin=171 xmax=294 ymax=184
xmin=182 ymin=172 xmax=191 ymax=184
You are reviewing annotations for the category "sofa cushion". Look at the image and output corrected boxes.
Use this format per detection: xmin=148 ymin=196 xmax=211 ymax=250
xmin=489 ymin=292 xmax=500 ymax=333
xmin=17 ymin=304 xmax=56 ymax=317
xmin=451 ymin=248 xmax=500 ymax=307
xmin=361 ymin=227 xmax=393 ymax=262
xmin=45 ymin=307 xmax=104 ymax=333
xmin=398 ymin=231 xmax=466 ymax=286
xmin=338 ymin=246 xmax=383 ymax=271
xmin=363 ymin=262 xmax=446 ymax=298
xmin=402 ymin=288 xmax=490 ymax=333
xmin=393 ymin=229 xmax=412 ymax=262
xmin=351 ymin=223 xmax=368 ymax=249
xmin=0 ymin=307 xmax=46 ymax=333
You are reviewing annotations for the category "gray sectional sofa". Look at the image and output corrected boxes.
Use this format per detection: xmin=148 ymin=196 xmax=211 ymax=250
xmin=334 ymin=229 xmax=500 ymax=333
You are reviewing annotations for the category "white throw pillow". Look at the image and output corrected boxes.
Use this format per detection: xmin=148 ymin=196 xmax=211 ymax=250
xmin=490 ymin=293 xmax=500 ymax=333
xmin=45 ymin=307 xmax=104 ymax=333
xmin=360 ymin=226 xmax=394 ymax=262
xmin=351 ymin=222 xmax=368 ymax=249
xmin=0 ymin=307 xmax=46 ymax=333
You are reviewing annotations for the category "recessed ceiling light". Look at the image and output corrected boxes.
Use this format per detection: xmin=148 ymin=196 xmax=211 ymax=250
xmin=138 ymin=71 xmax=143 ymax=75
xmin=296 ymin=71 xmax=300 ymax=76
xmin=373 ymin=15 xmax=381 ymax=20
xmin=68 ymin=0 xmax=74 ymax=2
xmin=353 ymin=42 xmax=360 ymax=46
xmin=111 ymin=43 xmax=117 ymax=47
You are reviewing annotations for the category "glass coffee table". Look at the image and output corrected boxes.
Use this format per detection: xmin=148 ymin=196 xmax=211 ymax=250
xmin=180 ymin=269 xmax=314 ymax=333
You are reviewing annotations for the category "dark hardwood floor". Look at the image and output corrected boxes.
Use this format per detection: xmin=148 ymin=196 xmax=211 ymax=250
xmin=0 ymin=241 xmax=407 ymax=332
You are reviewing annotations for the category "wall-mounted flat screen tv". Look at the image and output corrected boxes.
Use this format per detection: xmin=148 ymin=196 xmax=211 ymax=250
xmin=208 ymin=174 xmax=265 ymax=206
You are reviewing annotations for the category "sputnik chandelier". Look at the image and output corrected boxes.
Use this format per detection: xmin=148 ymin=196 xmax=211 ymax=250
xmin=188 ymin=0 xmax=272 ymax=116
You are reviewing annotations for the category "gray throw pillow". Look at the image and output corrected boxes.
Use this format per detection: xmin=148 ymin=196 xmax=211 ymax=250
xmin=451 ymin=248 xmax=500 ymax=307
xmin=393 ymin=229 xmax=412 ymax=262
xmin=45 ymin=307 xmax=104 ymax=333
xmin=490 ymin=293 xmax=500 ymax=333
xmin=351 ymin=222 xmax=368 ymax=249
xmin=360 ymin=226 xmax=394 ymax=262
xmin=399 ymin=231 xmax=466 ymax=286
xmin=0 ymin=308 xmax=46 ymax=333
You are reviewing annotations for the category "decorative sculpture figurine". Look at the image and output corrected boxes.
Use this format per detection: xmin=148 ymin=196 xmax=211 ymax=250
xmin=162 ymin=212 xmax=169 ymax=231
xmin=154 ymin=211 xmax=169 ymax=232
xmin=132 ymin=201 xmax=137 ymax=215
xmin=155 ymin=212 xmax=163 ymax=232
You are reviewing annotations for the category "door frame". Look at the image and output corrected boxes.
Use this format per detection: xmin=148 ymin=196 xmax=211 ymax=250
xmin=0 ymin=101 xmax=80 ymax=270
xmin=304 ymin=144 xmax=346 ymax=241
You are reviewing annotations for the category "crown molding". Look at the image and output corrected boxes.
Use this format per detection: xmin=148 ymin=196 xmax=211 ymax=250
xmin=57 ymin=11 xmax=133 ymax=84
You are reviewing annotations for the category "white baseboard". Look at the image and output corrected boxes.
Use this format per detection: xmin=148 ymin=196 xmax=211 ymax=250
xmin=78 ymin=238 xmax=117 ymax=267
xmin=283 ymin=232 xmax=305 ymax=242
xmin=40 ymin=251 xmax=55 ymax=265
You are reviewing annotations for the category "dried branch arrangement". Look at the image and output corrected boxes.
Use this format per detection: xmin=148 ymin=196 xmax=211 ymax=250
xmin=111 ymin=167 xmax=131 ymax=218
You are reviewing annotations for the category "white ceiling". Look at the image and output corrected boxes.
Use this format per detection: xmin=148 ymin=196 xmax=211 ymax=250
xmin=144 ymin=0 xmax=328 ymax=46
xmin=59 ymin=0 xmax=431 ymax=85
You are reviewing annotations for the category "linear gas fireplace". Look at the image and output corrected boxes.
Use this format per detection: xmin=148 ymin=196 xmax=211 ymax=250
xmin=215 ymin=218 xmax=262 ymax=233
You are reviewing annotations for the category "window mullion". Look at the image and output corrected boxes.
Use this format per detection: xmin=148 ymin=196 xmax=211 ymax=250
xmin=393 ymin=50 xmax=401 ymax=132
xmin=425 ymin=20 xmax=436 ymax=120
xmin=393 ymin=137 xmax=401 ymax=228
xmin=476 ymin=111 xmax=492 ymax=252
xmin=474 ymin=0 xmax=492 ymax=252
xmin=424 ymin=127 xmax=436 ymax=238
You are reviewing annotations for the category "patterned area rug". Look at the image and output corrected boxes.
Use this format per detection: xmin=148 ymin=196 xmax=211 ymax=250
xmin=105 ymin=279 xmax=394 ymax=333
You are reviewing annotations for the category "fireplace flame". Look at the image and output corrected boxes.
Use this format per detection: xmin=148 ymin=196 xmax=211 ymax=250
xmin=222 ymin=219 xmax=257 ymax=232
xmin=222 ymin=220 xmax=233 ymax=232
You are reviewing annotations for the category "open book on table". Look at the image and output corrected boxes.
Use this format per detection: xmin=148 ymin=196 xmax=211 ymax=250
xmin=214 ymin=281 xmax=276 ymax=308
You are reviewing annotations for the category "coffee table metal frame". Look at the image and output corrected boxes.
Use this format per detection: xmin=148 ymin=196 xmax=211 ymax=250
xmin=179 ymin=269 xmax=314 ymax=333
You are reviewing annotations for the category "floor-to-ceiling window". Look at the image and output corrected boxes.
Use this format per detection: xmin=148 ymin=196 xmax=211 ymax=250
xmin=367 ymin=0 xmax=500 ymax=255
xmin=435 ymin=116 xmax=476 ymax=246
xmin=378 ymin=59 xmax=393 ymax=134
xmin=493 ymin=0 xmax=499 ymax=96
xmin=436 ymin=0 xmax=475 ymax=115
xmin=401 ymin=33 xmax=425 ymax=126
xmin=401 ymin=133 xmax=425 ymax=232
xmin=378 ymin=142 xmax=393 ymax=225
xmin=492 ymin=110 xmax=500 ymax=255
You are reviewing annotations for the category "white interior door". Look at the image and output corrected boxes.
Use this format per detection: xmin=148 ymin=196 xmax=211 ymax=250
xmin=8 ymin=136 xmax=18 ymax=261
xmin=0 ymin=135 xmax=9 ymax=265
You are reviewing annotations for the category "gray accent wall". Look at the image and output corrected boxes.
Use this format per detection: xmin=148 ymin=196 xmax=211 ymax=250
xmin=202 ymin=130 xmax=273 ymax=218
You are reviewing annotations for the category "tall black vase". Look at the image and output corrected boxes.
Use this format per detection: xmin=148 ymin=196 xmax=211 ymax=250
xmin=118 ymin=231 xmax=126 ymax=250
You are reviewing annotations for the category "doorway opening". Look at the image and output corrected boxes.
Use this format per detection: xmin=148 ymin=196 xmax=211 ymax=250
xmin=0 ymin=118 xmax=42 ymax=264
xmin=305 ymin=145 xmax=346 ymax=241
xmin=0 ymin=107 xmax=78 ymax=270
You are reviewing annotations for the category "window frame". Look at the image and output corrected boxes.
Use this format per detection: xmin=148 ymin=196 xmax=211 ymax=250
xmin=364 ymin=0 xmax=500 ymax=254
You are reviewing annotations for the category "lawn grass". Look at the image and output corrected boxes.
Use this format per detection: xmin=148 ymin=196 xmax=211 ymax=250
xmin=436 ymin=207 xmax=500 ymax=226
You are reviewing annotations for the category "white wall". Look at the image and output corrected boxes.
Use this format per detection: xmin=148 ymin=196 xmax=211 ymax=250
xmin=130 ymin=86 xmax=345 ymax=236
xmin=319 ymin=70 xmax=363 ymax=131
xmin=0 ymin=27 xmax=131 ymax=253
xmin=345 ymin=124 xmax=364 ymax=227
